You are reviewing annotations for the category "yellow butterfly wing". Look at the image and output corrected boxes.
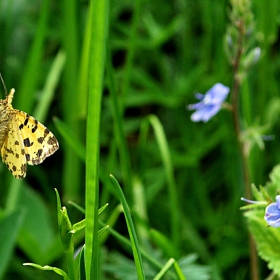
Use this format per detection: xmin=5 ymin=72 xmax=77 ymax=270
xmin=1 ymin=114 xmax=27 ymax=178
xmin=1 ymin=110 xmax=59 ymax=178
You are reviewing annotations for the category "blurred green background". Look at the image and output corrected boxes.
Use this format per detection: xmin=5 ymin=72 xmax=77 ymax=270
xmin=0 ymin=0 xmax=280 ymax=279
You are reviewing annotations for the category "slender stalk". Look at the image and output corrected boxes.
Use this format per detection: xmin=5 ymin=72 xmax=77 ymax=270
xmin=230 ymin=17 xmax=259 ymax=280
xmin=85 ymin=0 xmax=109 ymax=279
xmin=231 ymin=19 xmax=252 ymax=200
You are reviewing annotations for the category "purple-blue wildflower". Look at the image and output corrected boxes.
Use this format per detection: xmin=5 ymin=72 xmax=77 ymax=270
xmin=187 ymin=83 xmax=230 ymax=122
xmin=265 ymin=195 xmax=280 ymax=227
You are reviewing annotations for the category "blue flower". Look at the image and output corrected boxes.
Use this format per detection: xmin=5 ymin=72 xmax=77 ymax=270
xmin=265 ymin=195 xmax=280 ymax=227
xmin=187 ymin=83 xmax=230 ymax=122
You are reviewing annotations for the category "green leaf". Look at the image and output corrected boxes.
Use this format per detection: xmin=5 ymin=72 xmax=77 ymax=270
xmin=0 ymin=210 xmax=25 ymax=278
xmin=245 ymin=209 xmax=280 ymax=275
xmin=15 ymin=184 xmax=62 ymax=264
xmin=23 ymin=263 xmax=70 ymax=280
xmin=178 ymin=254 xmax=211 ymax=280
xmin=269 ymin=165 xmax=280 ymax=186
xmin=60 ymin=207 xmax=73 ymax=251
xmin=267 ymin=165 xmax=280 ymax=196
xmin=98 ymin=225 xmax=109 ymax=238
xmin=72 ymin=219 xmax=85 ymax=233
xmin=55 ymin=188 xmax=62 ymax=225
xmin=98 ymin=203 xmax=109 ymax=215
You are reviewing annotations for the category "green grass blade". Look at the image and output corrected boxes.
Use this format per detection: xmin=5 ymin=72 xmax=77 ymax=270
xmin=85 ymin=0 xmax=109 ymax=279
xmin=17 ymin=0 xmax=50 ymax=112
xmin=79 ymin=245 xmax=86 ymax=280
xmin=173 ymin=261 xmax=186 ymax=280
xmin=99 ymin=220 xmax=180 ymax=280
xmin=78 ymin=8 xmax=91 ymax=119
xmin=110 ymin=174 xmax=145 ymax=280
xmin=60 ymin=0 xmax=82 ymax=200
xmin=120 ymin=0 xmax=143 ymax=100
xmin=153 ymin=258 xmax=186 ymax=280
xmin=53 ymin=117 xmax=86 ymax=162
xmin=106 ymin=50 xmax=132 ymax=199
xmin=153 ymin=259 xmax=175 ymax=280
xmin=33 ymin=51 xmax=66 ymax=122
xmin=146 ymin=115 xmax=180 ymax=247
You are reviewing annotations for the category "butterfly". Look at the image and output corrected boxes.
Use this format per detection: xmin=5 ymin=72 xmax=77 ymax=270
xmin=0 ymin=88 xmax=59 ymax=178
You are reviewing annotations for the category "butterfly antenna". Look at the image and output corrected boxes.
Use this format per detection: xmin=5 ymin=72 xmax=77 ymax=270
xmin=0 ymin=73 xmax=8 ymax=96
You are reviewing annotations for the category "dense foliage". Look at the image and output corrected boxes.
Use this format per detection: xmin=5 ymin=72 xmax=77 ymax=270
xmin=0 ymin=0 xmax=280 ymax=279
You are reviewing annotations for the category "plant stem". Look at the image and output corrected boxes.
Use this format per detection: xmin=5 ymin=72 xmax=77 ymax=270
xmin=231 ymin=17 xmax=259 ymax=280
xmin=85 ymin=0 xmax=109 ymax=279
xmin=66 ymin=244 xmax=75 ymax=280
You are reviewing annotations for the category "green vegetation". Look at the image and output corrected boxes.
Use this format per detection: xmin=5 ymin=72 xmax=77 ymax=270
xmin=0 ymin=0 xmax=280 ymax=279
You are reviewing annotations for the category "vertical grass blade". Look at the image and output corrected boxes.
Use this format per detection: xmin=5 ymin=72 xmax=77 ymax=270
xmin=61 ymin=0 xmax=81 ymax=200
xmin=120 ymin=0 xmax=142 ymax=100
xmin=143 ymin=115 xmax=180 ymax=247
xmin=85 ymin=0 xmax=109 ymax=279
xmin=106 ymin=52 xmax=132 ymax=199
xmin=17 ymin=0 xmax=50 ymax=112
xmin=33 ymin=51 xmax=65 ymax=122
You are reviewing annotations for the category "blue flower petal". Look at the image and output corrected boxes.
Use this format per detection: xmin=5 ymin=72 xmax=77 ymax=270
xmin=206 ymin=83 xmax=230 ymax=104
xmin=187 ymin=83 xmax=230 ymax=122
xmin=276 ymin=195 xmax=280 ymax=208
xmin=194 ymin=93 xmax=204 ymax=100
xmin=265 ymin=203 xmax=280 ymax=227
xmin=187 ymin=100 xmax=205 ymax=110
xmin=190 ymin=104 xmax=221 ymax=122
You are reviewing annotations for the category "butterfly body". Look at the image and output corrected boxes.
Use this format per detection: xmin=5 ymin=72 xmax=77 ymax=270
xmin=0 ymin=89 xmax=59 ymax=178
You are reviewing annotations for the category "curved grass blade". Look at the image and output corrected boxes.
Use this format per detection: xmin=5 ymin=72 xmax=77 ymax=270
xmin=110 ymin=174 xmax=145 ymax=280
xmin=23 ymin=263 xmax=70 ymax=280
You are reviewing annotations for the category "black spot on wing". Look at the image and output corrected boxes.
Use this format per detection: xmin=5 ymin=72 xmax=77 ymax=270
xmin=24 ymin=115 xmax=29 ymax=126
xmin=37 ymin=149 xmax=43 ymax=158
xmin=23 ymin=138 xmax=33 ymax=147
xmin=25 ymin=154 xmax=30 ymax=161
xmin=20 ymin=164 xmax=27 ymax=176
xmin=44 ymin=128 xmax=50 ymax=137
xmin=32 ymin=120 xmax=38 ymax=133
xmin=48 ymin=136 xmax=57 ymax=145
xmin=5 ymin=147 xmax=14 ymax=155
